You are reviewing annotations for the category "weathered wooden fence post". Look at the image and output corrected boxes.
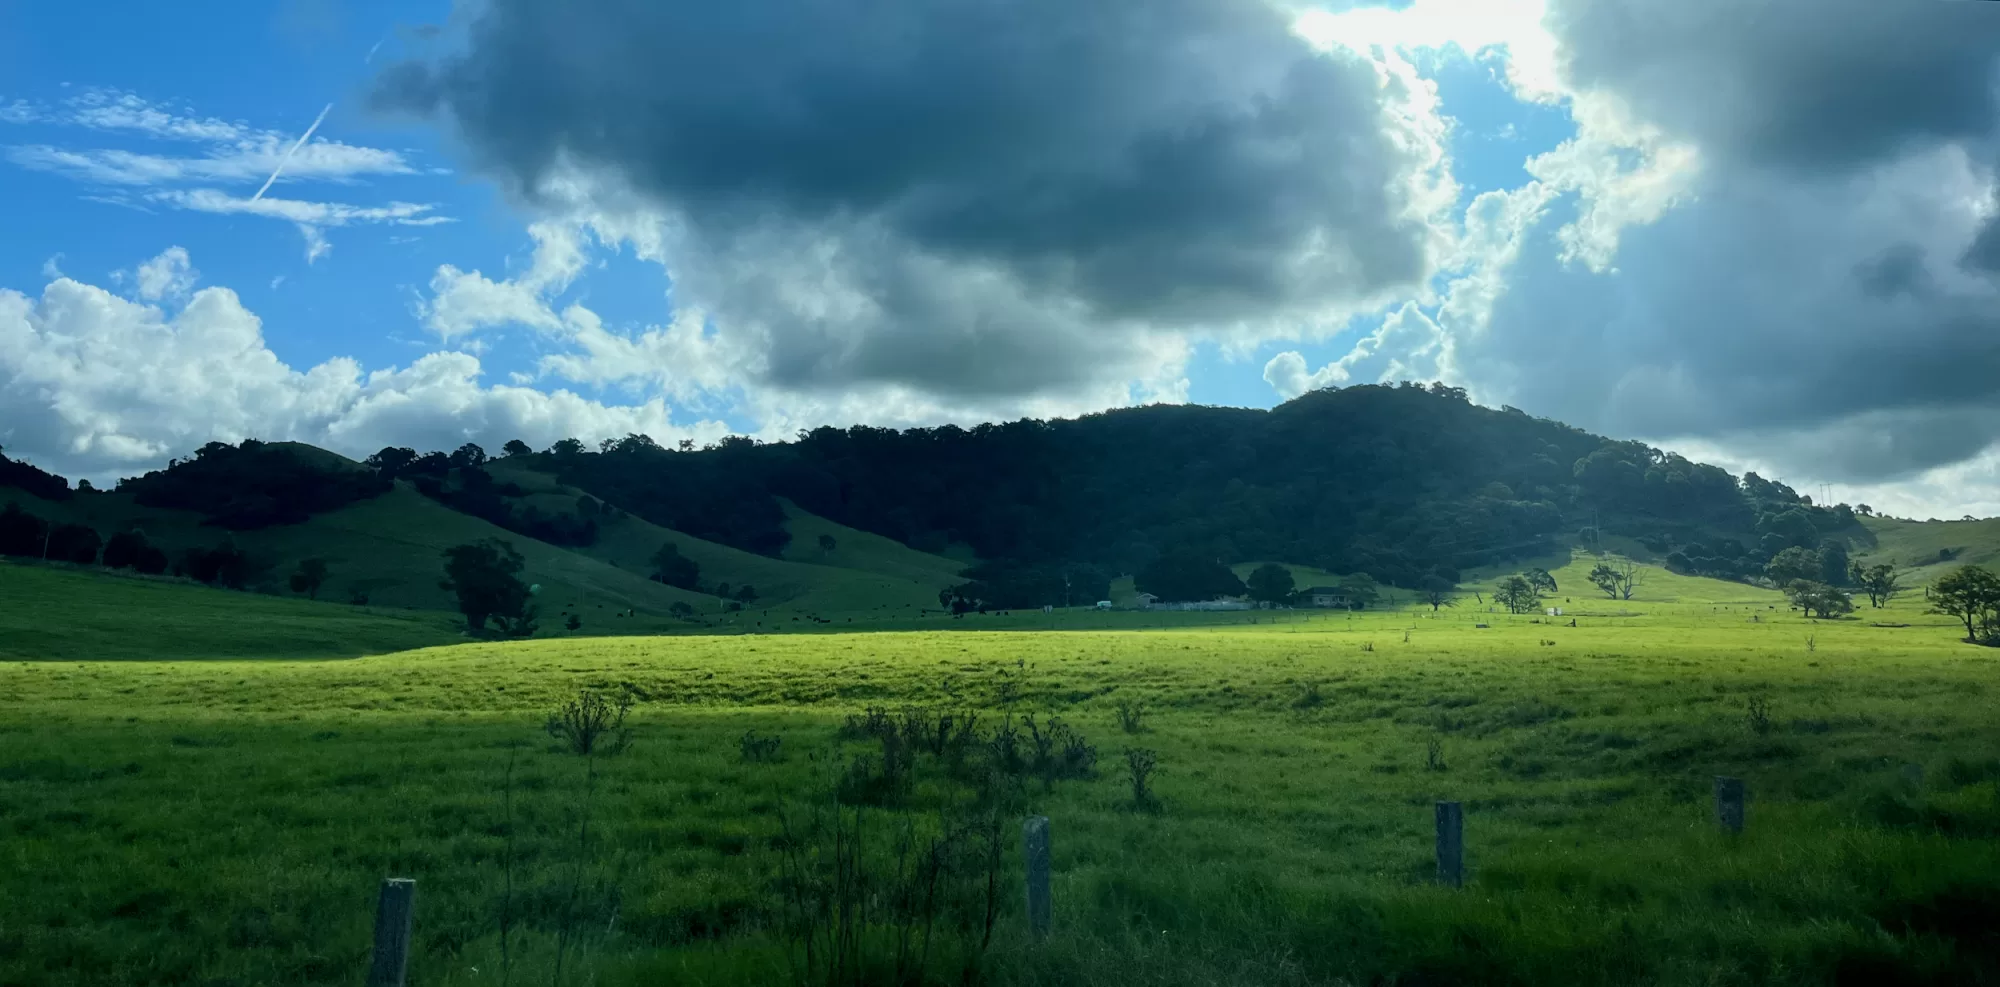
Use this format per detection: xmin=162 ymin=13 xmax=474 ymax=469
xmin=367 ymin=877 xmax=416 ymax=987
xmin=1434 ymin=801 xmax=1463 ymax=888
xmin=1713 ymin=776 xmax=1745 ymax=835
xmin=1023 ymin=816 xmax=1052 ymax=940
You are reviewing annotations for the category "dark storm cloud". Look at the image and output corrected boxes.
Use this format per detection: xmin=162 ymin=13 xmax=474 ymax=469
xmin=1544 ymin=0 xmax=2000 ymax=173
xmin=1855 ymin=244 xmax=1931 ymax=300
xmin=372 ymin=0 xmax=1437 ymax=346
xmin=1323 ymin=0 xmax=2000 ymax=489
xmin=1448 ymin=170 xmax=2000 ymax=484
xmin=1965 ymin=214 xmax=2000 ymax=275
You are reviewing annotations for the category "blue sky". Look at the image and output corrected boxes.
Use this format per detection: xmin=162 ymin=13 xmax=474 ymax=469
xmin=4 ymin=0 xmax=2000 ymax=519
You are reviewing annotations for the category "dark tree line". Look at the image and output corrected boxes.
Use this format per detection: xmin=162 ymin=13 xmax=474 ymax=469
xmin=115 ymin=440 xmax=391 ymax=529
xmin=4 ymin=384 xmax=1874 ymax=590
xmin=494 ymin=383 xmax=1794 ymax=588
xmin=0 ymin=447 xmax=72 ymax=502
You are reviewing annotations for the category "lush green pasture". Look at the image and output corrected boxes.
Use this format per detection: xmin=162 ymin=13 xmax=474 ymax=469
xmin=3 ymin=577 xmax=1999 ymax=986
xmin=0 ymin=561 xmax=461 ymax=661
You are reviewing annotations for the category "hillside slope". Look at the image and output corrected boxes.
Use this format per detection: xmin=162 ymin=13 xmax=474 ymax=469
xmin=0 ymin=560 xmax=459 ymax=660
xmin=1855 ymin=515 xmax=2000 ymax=584
xmin=487 ymin=463 xmax=961 ymax=614
xmin=17 ymin=482 xmax=718 ymax=619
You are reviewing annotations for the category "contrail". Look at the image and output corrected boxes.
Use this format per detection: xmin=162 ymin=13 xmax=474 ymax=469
xmin=250 ymin=102 xmax=332 ymax=203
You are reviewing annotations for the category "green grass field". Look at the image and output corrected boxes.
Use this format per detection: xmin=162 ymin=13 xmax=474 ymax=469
xmin=3 ymin=552 xmax=1998 ymax=986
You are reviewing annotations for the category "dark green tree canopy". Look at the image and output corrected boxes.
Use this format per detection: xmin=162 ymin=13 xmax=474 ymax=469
xmin=650 ymin=542 xmax=702 ymax=590
xmin=440 ymin=539 xmax=536 ymax=635
xmin=1246 ymin=563 xmax=1295 ymax=604
xmin=1136 ymin=554 xmax=1245 ymax=603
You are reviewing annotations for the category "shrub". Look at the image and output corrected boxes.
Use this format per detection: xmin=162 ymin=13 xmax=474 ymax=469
xmin=1125 ymin=748 xmax=1160 ymax=808
xmin=544 ymin=688 xmax=634 ymax=757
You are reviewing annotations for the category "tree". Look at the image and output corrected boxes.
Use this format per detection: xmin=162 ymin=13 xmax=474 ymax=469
xmin=1135 ymin=554 xmax=1246 ymax=602
xmin=549 ymin=438 xmax=585 ymax=458
xmin=502 ymin=439 xmax=533 ymax=458
xmin=42 ymin=524 xmax=97 ymax=564
xmin=1818 ymin=541 xmax=1850 ymax=586
xmin=650 ymin=542 xmax=701 ymax=590
xmin=449 ymin=443 xmax=489 ymax=469
xmin=1615 ymin=561 xmax=1647 ymax=600
xmin=1765 ymin=546 xmax=1820 ymax=586
xmin=1524 ymin=568 xmax=1558 ymax=594
xmin=103 ymin=530 xmax=168 ymax=574
xmin=1420 ymin=574 xmax=1456 ymax=611
xmin=440 ymin=539 xmax=536 ymax=635
xmin=1495 ymin=574 xmax=1542 ymax=614
xmin=1785 ymin=580 xmax=1854 ymax=619
xmin=1338 ymin=572 xmax=1381 ymax=609
xmin=288 ymin=557 xmax=329 ymax=599
xmin=1853 ymin=563 xmax=1901 ymax=608
xmin=1246 ymin=563 xmax=1295 ymax=604
xmin=1929 ymin=565 xmax=2000 ymax=644
xmin=565 ymin=613 xmax=582 ymax=631
xmin=736 ymin=584 xmax=757 ymax=602
xmin=818 ymin=533 xmax=837 ymax=555
xmin=0 ymin=502 xmax=48 ymax=557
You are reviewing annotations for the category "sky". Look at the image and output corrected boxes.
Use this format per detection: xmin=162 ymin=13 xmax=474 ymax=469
xmin=3 ymin=0 xmax=2000 ymax=520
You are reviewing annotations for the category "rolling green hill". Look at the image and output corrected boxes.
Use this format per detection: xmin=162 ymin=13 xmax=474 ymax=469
xmin=2 ymin=454 xmax=970 ymax=631
xmin=0 ymin=559 xmax=459 ymax=661
xmin=485 ymin=462 xmax=962 ymax=614
xmin=1856 ymin=515 xmax=2000 ymax=584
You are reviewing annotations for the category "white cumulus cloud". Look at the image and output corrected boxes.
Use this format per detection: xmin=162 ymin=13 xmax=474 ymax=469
xmin=0 ymin=253 xmax=729 ymax=481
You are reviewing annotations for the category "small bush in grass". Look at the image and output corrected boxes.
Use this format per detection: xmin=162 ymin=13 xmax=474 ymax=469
xmin=738 ymin=730 xmax=782 ymax=763
xmin=1747 ymin=694 xmax=1774 ymax=736
xmin=1425 ymin=737 xmax=1448 ymax=772
xmin=545 ymin=688 xmax=634 ymax=756
xmin=1115 ymin=700 xmax=1148 ymax=733
xmin=1125 ymin=747 xmax=1160 ymax=809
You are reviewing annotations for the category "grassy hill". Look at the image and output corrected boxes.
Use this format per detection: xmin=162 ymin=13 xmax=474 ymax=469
xmin=4 ymin=457 xmax=973 ymax=628
xmin=24 ymin=482 xmax=716 ymax=620
xmin=486 ymin=462 xmax=963 ymax=615
xmin=1856 ymin=515 xmax=2000 ymax=584
xmin=0 ymin=559 xmax=458 ymax=661
xmin=778 ymin=497 xmax=966 ymax=587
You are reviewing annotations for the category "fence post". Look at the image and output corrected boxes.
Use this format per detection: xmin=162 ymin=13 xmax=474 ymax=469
xmin=1023 ymin=816 xmax=1052 ymax=940
xmin=1713 ymin=777 xmax=1745 ymax=835
xmin=367 ymin=877 xmax=416 ymax=987
xmin=1434 ymin=801 xmax=1463 ymax=888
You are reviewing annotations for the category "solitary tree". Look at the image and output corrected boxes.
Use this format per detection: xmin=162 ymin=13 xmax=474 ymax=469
xmin=1588 ymin=561 xmax=1645 ymax=600
xmin=1420 ymin=574 xmax=1457 ymax=611
xmin=288 ymin=557 xmax=329 ymax=599
xmin=1246 ymin=563 xmax=1296 ymax=605
xmin=650 ymin=542 xmax=701 ymax=590
xmin=1338 ymin=572 xmax=1381 ymax=610
xmin=1851 ymin=563 xmax=1902 ymax=608
xmin=440 ymin=539 xmax=536 ymax=635
xmin=818 ymin=533 xmax=837 ymax=555
xmin=501 ymin=439 xmax=533 ymax=458
xmin=1495 ymin=575 xmax=1542 ymax=614
xmin=1929 ymin=565 xmax=2000 ymax=643
xmin=1524 ymin=568 xmax=1558 ymax=594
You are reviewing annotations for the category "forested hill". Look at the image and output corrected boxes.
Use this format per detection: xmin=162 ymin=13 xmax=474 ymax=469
xmin=2 ymin=383 xmax=1860 ymax=590
xmin=529 ymin=383 xmax=1841 ymax=587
